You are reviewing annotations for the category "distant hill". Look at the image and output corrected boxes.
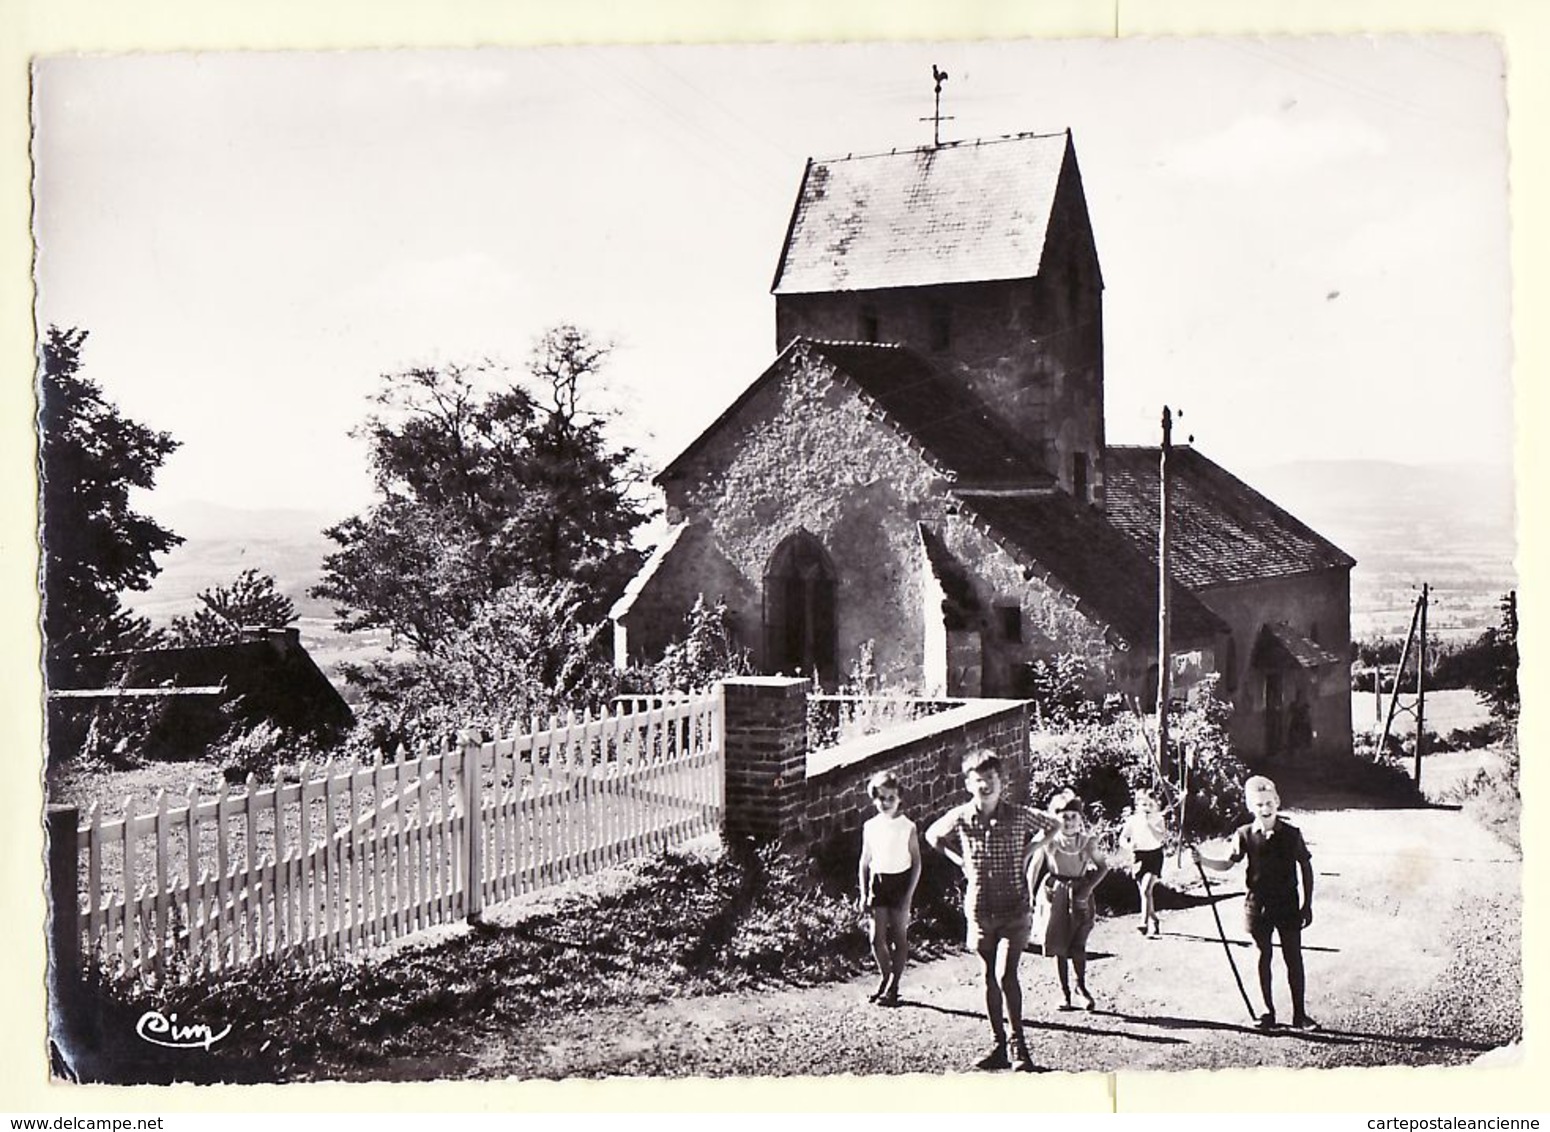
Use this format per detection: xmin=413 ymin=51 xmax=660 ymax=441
xmin=123 ymin=500 xmax=399 ymax=683
xmin=129 ymin=500 xmax=342 ymax=624
xmin=1234 ymin=460 xmax=1517 ymax=641
xmin=123 ymin=460 xmax=1520 ymax=663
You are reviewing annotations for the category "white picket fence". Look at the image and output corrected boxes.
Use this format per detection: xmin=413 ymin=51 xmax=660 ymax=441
xmin=75 ymin=692 xmax=723 ymax=984
xmin=470 ymin=695 xmax=723 ymax=910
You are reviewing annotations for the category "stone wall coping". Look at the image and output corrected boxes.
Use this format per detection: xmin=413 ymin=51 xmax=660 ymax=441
xmin=806 ymin=697 xmax=1028 ymax=779
xmin=722 ymin=676 xmax=811 ymax=696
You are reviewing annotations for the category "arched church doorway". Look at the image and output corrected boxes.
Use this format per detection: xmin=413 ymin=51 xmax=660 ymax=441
xmin=763 ymin=531 xmax=837 ymax=685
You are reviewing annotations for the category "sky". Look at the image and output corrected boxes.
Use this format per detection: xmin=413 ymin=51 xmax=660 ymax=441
xmin=31 ymin=37 xmax=1511 ymax=521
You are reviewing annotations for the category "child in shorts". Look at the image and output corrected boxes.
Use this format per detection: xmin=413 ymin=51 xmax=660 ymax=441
xmin=926 ymin=750 xmax=1062 ymax=1071
xmin=1194 ymin=774 xmax=1317 ymax=1029
xmin=1120 ymin=788 xmax=1168 ymax=937
xmin=858 ymin=770 xmax=922 ymax=1006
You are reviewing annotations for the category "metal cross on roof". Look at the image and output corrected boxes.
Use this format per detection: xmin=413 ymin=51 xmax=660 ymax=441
xmin=920 ymin=64 xmax=955 ymax=147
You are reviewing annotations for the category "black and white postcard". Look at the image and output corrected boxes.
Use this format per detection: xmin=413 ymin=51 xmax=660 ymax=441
xmin=11 ymin=17 xmax=1539 ymax=1114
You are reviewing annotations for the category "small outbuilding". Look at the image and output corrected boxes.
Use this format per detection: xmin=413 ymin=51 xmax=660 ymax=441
xmin=48 ymin=626 xmax=353 ymax=762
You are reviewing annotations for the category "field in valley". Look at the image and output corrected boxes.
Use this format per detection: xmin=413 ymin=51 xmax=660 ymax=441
xmin=1240 ymin=460 xmax=1516 ymax=642
xmin=128 ymin=461 xmax=1519 ymax=688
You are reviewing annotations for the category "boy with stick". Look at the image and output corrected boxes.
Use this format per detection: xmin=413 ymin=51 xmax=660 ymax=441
xmin=1194 ymin=774 xmax=1318 ymax=1030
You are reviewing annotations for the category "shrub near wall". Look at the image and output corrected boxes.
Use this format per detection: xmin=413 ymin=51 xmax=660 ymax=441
xmin=1024 ymin=678 xmax=1249 ymax=848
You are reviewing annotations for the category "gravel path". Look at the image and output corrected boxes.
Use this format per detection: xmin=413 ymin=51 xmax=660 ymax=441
xmin=446 ymin=791 xmax=1520 ymax=1080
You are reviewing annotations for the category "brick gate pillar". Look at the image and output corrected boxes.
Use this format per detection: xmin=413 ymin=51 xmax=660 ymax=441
xmin=719 ymin=677 xmax=809 ymax=842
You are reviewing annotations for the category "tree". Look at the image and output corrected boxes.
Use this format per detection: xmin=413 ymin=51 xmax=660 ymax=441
xmin=1478 ymin=590 xmax=1519 ymax=725
xmin=313 ymin=326 xmax=649 ymax=653
xmin=39 ymin=326 xmax=182 ymax=665
xmin=170 ymin=568 xmax=298 ymax=646
xmin=343 ymin=578 xmax=618 ymax=756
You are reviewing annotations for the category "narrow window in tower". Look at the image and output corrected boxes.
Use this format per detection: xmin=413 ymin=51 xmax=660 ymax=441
xmin=859 ymin=310 xmax=879 ymax=343
xmin=929 ymin=304 xmax=951 ymax=352
xmin=1072 ymin=452 xmax=1089 ymax=504
xmin=997 ymin=604 xmax=1023 ymax=643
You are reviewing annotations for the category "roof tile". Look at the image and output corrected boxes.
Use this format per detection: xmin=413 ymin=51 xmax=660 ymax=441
xmin=957 ymin=491 xmax=1228 ymax=648
xmin=1104 ymin=447 xmax=1356 ymax=588
xmin=805 ymin=341 xmax=1051 ymax=486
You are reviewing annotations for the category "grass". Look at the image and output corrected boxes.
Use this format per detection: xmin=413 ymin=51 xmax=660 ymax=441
xmin=67 ymin=835 xmax=934 ymax=1083
xmin=1349 ymin=688 xmax=1520 ymax=852
xmin=49 ymin=757 xmax=230 ymax=816
xmin=1351 ymin=687 xmax=1494 ymax=747
xmin=1435 ymin=742 xmax=1520 ymax=854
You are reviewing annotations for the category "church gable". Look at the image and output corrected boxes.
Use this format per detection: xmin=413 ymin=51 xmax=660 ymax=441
xmin=652 ymin=341 xmax=952 ymax=682
xmin=659 ymin=339 xmax=1047 ymax=501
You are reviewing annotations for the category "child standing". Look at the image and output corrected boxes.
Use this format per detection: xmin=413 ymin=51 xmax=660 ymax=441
xmin=1194 ymin=774 xmax=1317 ymax=1029
xmin=858 ymin=770 xmax=922 ymax=1006
xmin=1120 ymin=788 xmax=1168 ymax=938
xmin=926 ymin=750 xmax=1062 ymax=1071
xmin=1032 ymin=790 xmax=1109 ymax=1011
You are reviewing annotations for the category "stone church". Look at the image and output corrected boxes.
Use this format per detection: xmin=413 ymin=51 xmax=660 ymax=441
xmin=613 ymin=130 xmax=1355 ymax=760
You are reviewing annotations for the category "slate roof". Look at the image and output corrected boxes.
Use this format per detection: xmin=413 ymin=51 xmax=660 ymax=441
xmin=1104 ymin=446 xmax=1356 ymax=589
xmin=955 ymin=491 xmax=1228 ymax=649
xmin=772 ymin=132 xmax=1077 ymax=294
xmin=657 ymin=339 xmax=1051 ymax=489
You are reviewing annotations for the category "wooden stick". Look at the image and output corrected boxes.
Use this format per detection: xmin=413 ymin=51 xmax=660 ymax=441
xmin=1193 ymin=854 xmax=1258 ymax=1021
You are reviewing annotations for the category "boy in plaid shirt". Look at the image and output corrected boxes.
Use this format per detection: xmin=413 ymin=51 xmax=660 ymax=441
xmin=926 ymin=750 xmax=1062 ymax=1071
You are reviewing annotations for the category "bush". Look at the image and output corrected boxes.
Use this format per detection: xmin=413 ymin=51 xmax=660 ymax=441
xmin=48 ymin=683 xmax=243 ymax=768
xmin=341 ymin=578 xmax=620 ymax=757
xmin=1023 ymin=653 xmax=1110 ymax=727
xmin=617 ymin=594 xmax=754 ymax=696
xmin=1023 ymin=670 xmax=1249 ymax=849
xmin=212 ymin=722 xmax=327 ymax=784
xmin=1449 ymin=747 xmax=1520 ymax=854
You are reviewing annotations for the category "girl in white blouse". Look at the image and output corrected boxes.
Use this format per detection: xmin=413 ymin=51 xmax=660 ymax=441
xmin=858 ymin=770 xmax=922 ymax=1006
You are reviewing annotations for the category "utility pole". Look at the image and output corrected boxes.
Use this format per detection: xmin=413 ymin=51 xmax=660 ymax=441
xmin=1157 ymin=405 xmax=1172 ymax=770
xmin=1379 ymin=589 xmax=1422 ymax=761
xmin=1415 ymin=583 xmax=1429 ymax=787
xmin=1378 ymin=584 xmax=1430 ymax=785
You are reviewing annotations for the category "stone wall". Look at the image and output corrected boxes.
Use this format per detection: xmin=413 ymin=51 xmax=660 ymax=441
xmin=936 ymin=509 xmax=1123 ymax=699
xmin=1198 ymin=570 xmax=1354 ymax=759
xmin=797 ymin=697 xmax=1032 ymax=848
xmin=719 ymin=677 xmax=1030 ymax=847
